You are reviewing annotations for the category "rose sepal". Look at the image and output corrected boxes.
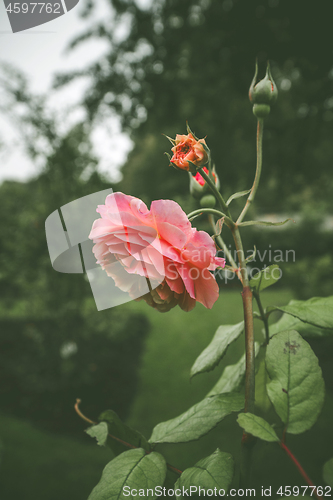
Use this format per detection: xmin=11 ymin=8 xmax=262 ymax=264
xmin=163 ymin=134 xmax=176 ymax=146
xmin=186 ymin=122 xmax=199 ymax=140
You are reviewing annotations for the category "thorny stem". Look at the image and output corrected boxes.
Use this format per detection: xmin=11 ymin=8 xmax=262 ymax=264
xmin=241 ymin=284 xmax=255 ymax=414
xmin=198 ymin=122 xmax=264 ymax=484
xmin=237 ymin=119 xmax=264 ymax=225
xmin=194 ymin=181 xmax=255 ymax=411
xmin=188 ymin=177 xmax=255 ymax=423
xmin=240 ymin=434 xmax=256 ymax=488
xmin=205 ymin=206 xmax=255 ymax=415
xmin=195 ymin=165 xmax=256 ymax=480
xmin=231 ymin=113 xmax=320 ymax=495
xmin=231 ymin=224 xmax=255 ymax=487
xmin=232 ymin=118 xmax=265 ymax=482
xmin=280 ymin=442 xmax=323 ymax=500
xmin=253 ymin=290 xmax=270 ymax=345
xmin=74 ymin=399 xmax=183 ymax=476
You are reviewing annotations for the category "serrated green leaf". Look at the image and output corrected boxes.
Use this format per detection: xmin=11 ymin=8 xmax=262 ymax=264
xmin=274 ymin=296 xmax=333 ymax=330
xmin=237 ymin=413 xmax=279 ymax=442
xmin=266 ymin=330 xmax=325 ymax=434
xmin=238 ymin=218 xmax=293 ymax=227
xmin=86 ymin=422 xmax=108 ymax=446
xmin=323 ymin=457 xmax=333 ymax=487
xmin=191 ymin=322 xmax=244 ymax=378
xmin=149 ymin=393 xmax=244 ymax=444
xmin=99 ymin=410 xmax=151 ymax=456
xmin=226 ymin=189 xmax=251 ymax=206
xmin=175 ymin=449 xmax=234 ymax=492
xmin=250 ymin=265 xmax=281 ymax=293
xmin=88 ymin=448 xmax=166 ymax=500
xmin=269 ymin=311 xmax=332 ymax=338
xmin=207 ymin=343 xmax=260 ymax=397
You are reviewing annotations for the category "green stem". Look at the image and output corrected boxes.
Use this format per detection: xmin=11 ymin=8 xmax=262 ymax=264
xmin=241 ymin=285 xmax=255 ymax=413
xmin=253 ymin=290 xmax=270 ymax=345
xmin=198 ymin=167 xmax=232 ymax=218
xmin=208 ymin=214 xmax=238 ymax=269
xmin=231 ymin=226 xmax=248 ymax=286
xmin=197 ymin=159 xmax=256 ymax=483
xmin=231 ymin=225 xmax=255 ymax=486
xmin=240 ymin=434 xmax=256 ymax=488
xmin=237 ymin=119 xmax=264 ymax=225
xmin=187 ymin=208 xmax=234 ymax=229
xmin=189 ymin=204 xmax=255 ymax=409
xmin=231 ymin=225 xmax=255 ymax=413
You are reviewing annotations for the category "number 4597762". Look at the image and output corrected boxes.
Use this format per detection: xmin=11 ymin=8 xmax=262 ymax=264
xmin=5 ymin=3 xmax=60 ymax=14
xmin=276 ymin=485 xmax=331 ymax=497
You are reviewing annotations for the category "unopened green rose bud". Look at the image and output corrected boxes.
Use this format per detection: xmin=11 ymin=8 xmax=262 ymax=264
xmin=249 ymin=60 xmax=278 ymax=117
xmin=200 ymin=194 xmax=216 ymax=208
xmin=252 ymin=104 xmax=271 ymax=118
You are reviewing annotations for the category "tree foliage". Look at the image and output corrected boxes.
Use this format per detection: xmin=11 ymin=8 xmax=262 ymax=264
xmin=54 ymin=0 xmax=333 ymax=211
xmin=0 ymin=71 xmax=150 ymax=434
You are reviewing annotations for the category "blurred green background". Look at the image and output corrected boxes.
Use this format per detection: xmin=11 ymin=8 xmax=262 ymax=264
xmin=1 ymin=0 xmax=333 ymax=498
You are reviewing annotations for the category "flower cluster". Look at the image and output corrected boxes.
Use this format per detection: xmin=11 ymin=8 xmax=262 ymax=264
xmin=89 ymin=193 xmax=225 ymax=312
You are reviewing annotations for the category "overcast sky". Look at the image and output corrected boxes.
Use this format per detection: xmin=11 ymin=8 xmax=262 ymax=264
xmin=0 ymin=0 xmax=132 ymax=183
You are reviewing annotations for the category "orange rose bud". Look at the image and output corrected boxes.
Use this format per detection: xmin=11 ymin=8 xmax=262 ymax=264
xmin=170 ymin=133 xmax=209 ymax=172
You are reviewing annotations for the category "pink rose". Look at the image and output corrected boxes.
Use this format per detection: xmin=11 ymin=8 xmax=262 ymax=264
xmin=170 ymin=133 xmax=208 ymax=171
xmin=89 ymin=192 xmax=225 ymax=312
